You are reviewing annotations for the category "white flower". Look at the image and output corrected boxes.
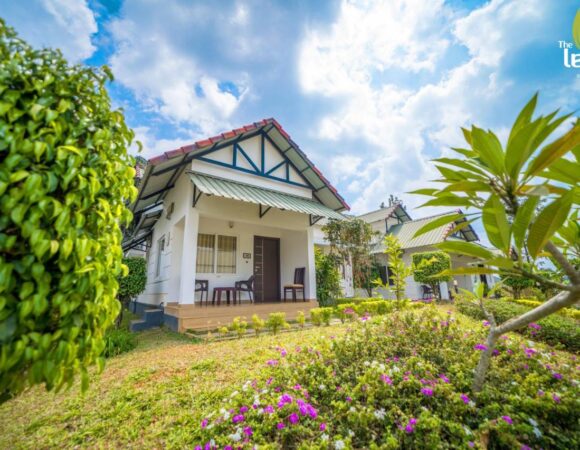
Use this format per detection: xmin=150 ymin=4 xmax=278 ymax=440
xmin=463 ymin=426 xmax=472 ymax=436
xmin=528 ymin=418 xmax=538 ymax=427
xmin=364 ymin=361 xmax=370 ymax=366
xmin=374 ymin=408 xmax=386 ymax=420
xmin=348 ymin=430 xmax=354 ymax=437
xmin=533 ymin=427 xmax=542 ymax=438
xmin=319 ymin=384 xmax=326 ymax=390
xmin=334 ymin=440 xmax=345 ymax=449
xmin=349 ymin=407 xmax=356 ymax=413
xmin=223 ymin=411 xmax=231 ymax=420
xmin=392 ymin=366 xmax=400 ymax=373
xmin=468 ymin=401 xmax=476 ymax=408
xmin=229 ymin=430 xmax=242 ymax=442
xmin=230 ymin=390 xmax=239 ymax=397
xmin=321 ymin=434 xmax=329 ymax=441
xmin=378 ymin=363 xmax=386 ymax=372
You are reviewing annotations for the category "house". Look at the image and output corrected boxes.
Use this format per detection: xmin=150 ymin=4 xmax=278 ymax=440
xmin=123 ymin=119 xmax=349 ymax=331
xmin=354 ymin=200 xmax=495 ymax=300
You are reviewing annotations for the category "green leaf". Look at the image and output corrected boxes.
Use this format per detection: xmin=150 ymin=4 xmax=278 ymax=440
xmin=541 ymin=158 xmax=580 ymax=185
xmin=482 ymin=195 xmax=511 ymax=254
xmin=461 ymin=127 xmax=472 ymax=146
xmin=471 ymin=126 xmax=505 ymax=174
xmin=439 ymin=266 xmax=499 ymax=276
xmin=440 ymin=180 xmax=490 ymax=193
xmin=505 ymin=119 xmax=543 ymax=179
xmin=413 ymin=213 xmax=465 ymax=239
xmin=525 ymin=123 xmax=580 ymax=178
xmin=512 ymin=196 xmax=539 ymax=253
xmin=507 ymin=93 xmax=537 ymax=147
xmin=432 ymin=157 xmax=487 ymax=176
xmin=527 ymin=191 xmax=574 ymax=258
xmin=419 ymin=195 xmax=474 ymax=208
xmin=407 ymin=188 xmax=438 ymax=196
xmin=436 ymin=240 xmax=495 ymax=260
xmin=574 ymin=8 xmax=580 ymax=49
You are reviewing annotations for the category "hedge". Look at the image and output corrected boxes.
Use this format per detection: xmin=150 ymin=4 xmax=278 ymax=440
xmin=312 ymin=299 xmax=426 ymax=325
xmin=504 ymin=298 xmax=580 ymax=320
xmin=456 ymin=299 xmax=579 ymax=352
xmin=336 ymin=297 xmax=385 ymax=306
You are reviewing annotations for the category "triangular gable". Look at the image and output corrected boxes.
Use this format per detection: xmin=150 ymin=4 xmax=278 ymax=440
xmin=196 ymin=133 xmax=312 ymax=188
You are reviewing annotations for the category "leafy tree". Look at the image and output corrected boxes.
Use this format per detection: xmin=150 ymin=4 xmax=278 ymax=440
xmin=322 ymin=218 xmax=378 ymax=296
xmin=411 ymin=93 xmax=580 ymax=392
xmin=412 ymin=252 xmax=452 ymax=301
xmin=500 ymin=269 xmax=534 ymax=299
xmin=0 ymin=21 xmax=137 ymax=402
xmin=374 ymin=235 xmax=413 ymax=300
xmin=314 ymin=247 xmax=341 ymax=306
xmin=116 ymin=257 xmax=147 ymax=326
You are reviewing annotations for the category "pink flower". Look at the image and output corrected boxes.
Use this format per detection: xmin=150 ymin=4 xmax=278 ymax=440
xmin=483 ymin=320 xmax=490 ymax=327
xmin=280 ymin=348 xmax=287 ymax=357
xmin=224 ymin=446 xmax=232 ymax=450
xmin=277 ymin=422 xmax=285 ymax=429
xmin=439 ymin=374 xmax=450 ymax=383
xmin=266 ymin=359 xmax=278 ymax=366
xmin=528 ymin=322 xmax=541 ymax=330
xmin=501 ymin=415 xmax=513 ymax=425
xmin=474 ymin=344 xmax=488 ymax=351
xmin=421 ymin=387 xmax=434 ymax=397
xmin=200 ymin=418 xmax=208 ymax=428
xmin=404 ymin=418 xmax=417 ymax=433
xmin=460 ymin=394 xmax=470 ymax=404
xmin=319 ymin=423 xmax=326 ymax=431
xmin=380 ymin=374 xmax=393 ymax=385
xmin=243 ymin=426 xmax=253 ymax=436
xmin=232 ymin=414 xmax=244 ymax=424
xmin=552 ymin=393 xmax=561 ymax=403
xmin=264 ymin=405 xmax=275 ymax=413
xmin=289 ymin=413 xmax=299 ymax=424
xmin=239 ymin=406 xmax=249 ymax=413
xmin=553 ymin=373 xmax=563 ymax=380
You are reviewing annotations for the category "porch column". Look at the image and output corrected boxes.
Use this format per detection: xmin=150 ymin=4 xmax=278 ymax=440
xmin=305 ymin=227 xmax=317 ymax=300
xmin=179 ymin=208 xmax=199 ymax=304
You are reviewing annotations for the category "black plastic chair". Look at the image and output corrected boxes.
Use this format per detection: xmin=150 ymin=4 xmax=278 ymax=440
xmin=195 ymin=279 xmax=209 ymax=305
xmin=235 ymin=275 xmax=255 ymax=303
xmin=284 ymin=267 xmax=306 ymax=302
xmin=421 ymin=284 xmax=433 ymax=299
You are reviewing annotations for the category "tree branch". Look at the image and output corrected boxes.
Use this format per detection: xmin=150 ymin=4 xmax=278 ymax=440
xmin=545 ymin=241 xmax=580 ymax=285
xmin=518 ymin=268 xmax=573 ymax=292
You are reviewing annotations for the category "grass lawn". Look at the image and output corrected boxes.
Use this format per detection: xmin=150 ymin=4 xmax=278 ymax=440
xmin=0 ymin=325 xmax=347 ymax=449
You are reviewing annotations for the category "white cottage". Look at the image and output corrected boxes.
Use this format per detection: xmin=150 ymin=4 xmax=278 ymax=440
xmin=123 ymin=119 xmax=349 ymax=331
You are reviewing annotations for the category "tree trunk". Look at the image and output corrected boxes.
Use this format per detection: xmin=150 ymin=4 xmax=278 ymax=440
xmin=472 ymin=288 xmax=580 ymax=392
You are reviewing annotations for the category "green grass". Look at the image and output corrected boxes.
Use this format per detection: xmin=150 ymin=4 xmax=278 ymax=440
xmin=0 ymin=325 xmax=346 ymax=449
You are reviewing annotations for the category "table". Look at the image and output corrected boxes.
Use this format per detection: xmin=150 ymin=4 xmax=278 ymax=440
xmin=212 ymin=287 xmax=237 ymax=306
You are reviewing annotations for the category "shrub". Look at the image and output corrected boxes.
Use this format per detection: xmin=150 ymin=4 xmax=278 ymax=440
xmin=0 ymin=21 xmax=137 ymax=401
xmin=267 ymin=313 xmax=288 ymax=335
xmin=413 ymin=251 xmax=451 ymax=301
xmin=309 ymin=308 xmax=324 ymax=326
xmin=116 ymin=257 xmax=147 ymax=326
xmin=314 ymin=248 xmax=341 ymax=306
xmin=195 ymin=308 xmax=579 ymax=448
xmin=231 ymin=317 xmax=248 ymax=339
xmin=336 ymin=297 xmax=384 ymax=306
xmin=251 ymin=314 xmax=265 ymax=335
xmin=102 ymin=328 xmax=137 ymax=358
xmin=505 ymin=298 xmax=580 ymax=320
xmin=218 ymin=326 xmax=229 ymax=338
xmin=296 ymin=311 xmax=306 ymax=329
xmin=456 ymin=299 xmax=579 ymax=351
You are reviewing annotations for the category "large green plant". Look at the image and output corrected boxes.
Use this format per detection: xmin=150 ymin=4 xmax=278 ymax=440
xmin=314 ymin=247 xmax=341 ymax=306
xmin=322 ymin=218 xmax=378 ymax=296
xmin=411 ymin=93 xmax=580 ymax=392
xmin=374 ymin=235 xmax=413 ymax=300
xmin=499 ymin=269 xmax=534 ymax=299
xmin=116 ymin=257 xmax=147 ymax=326
xmin=412 ymin=251 xmax=452 ymax=301
xmin=0 ymin=21 xmax=137 ymax=402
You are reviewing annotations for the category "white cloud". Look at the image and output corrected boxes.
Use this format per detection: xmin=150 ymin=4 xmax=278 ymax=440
xmin=131 ymin=126 xmax=201 ymax=160
xmin=298 ymin=0 xmax=552 ymax=217
xmin=107 ymin=1 xmax=250 ymax=137
xmin=2 ymin=0 xmax=97 ymax=61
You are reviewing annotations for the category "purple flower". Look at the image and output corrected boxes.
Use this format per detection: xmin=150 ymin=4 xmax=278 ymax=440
xmin=492 ymin=349 xmax=500 ymax=356
xmin=474 ymin=344 xmax=488 ymax=351
xmin=528 ymin=322 xmax=541 ymax=330
xmin=289 ymin=413 xmax=299 ymax=424
xmin=524 ymin=347 xmax=536 ymax=358
xmin=232 ymin=414 xmax=244 ymax=424
xmin=278 ymin=393 xmax=293 ymax=408
xmin=243 ymin=426 xmax=253 ymax=436
xmin=553 ymin=373 xmax=563 ymax=380
xmin=224 ymin=446 xmax=232 ymax=450
xmin=521 ymin=445 xmax=532 ymax=450
xmin=439 ymin=374 xmax=450 ymax=383
xmin=195 ymin=446 xmax=202 ymax=450
xmin=240 ymin=406 xmax=249 ymax=413
xmin=404 ymin=418 xmax=417 ymax=433
xmin=380 ymin=374 xmax=393 ymax=385
xmin=320 ymin=422 xmax=326 ymax=431
xmin=280 ymin=348 xmax=287 ymax=357
xmin=501 ymin=415 xmax=513 ymax=425
xmin=468 ymin=442 xmax=474 ymax=448
xmin=277 ymin=422 xmax=285 ymax=429
xmin=483 ymin=320 xmax=490 ymax=327
xmin=346 ymin=396 xmax=352 ymax=402
xmin=460 ymin=394 xmax=470 ymax=404
xmin=552 ymin=393 xmax=561 ymax=403
xmin=264 ymin=405 xmax=274 ymax=413
xmin=266 ymin=359 xmax=278 ymax=366
xmin=200 ymin=418 xmax=208 ymax=428
xmin=421 ymin=387 xmax=434 ymax=397
xmin=537 ymin=389 xmax=545 ymax=397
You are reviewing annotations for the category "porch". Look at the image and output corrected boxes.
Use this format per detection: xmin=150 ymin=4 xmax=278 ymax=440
xmin=164 ymin=299 xmax=317 ymax=332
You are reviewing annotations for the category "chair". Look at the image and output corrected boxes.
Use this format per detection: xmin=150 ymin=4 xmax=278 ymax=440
xmin=195 ymin=280 xmax=209 ymax=305
xmin=235 ymin=275 xmax=255 ymax=304
xmin=421 ymin=284 xmax=433 ymax=299
xmin=284 ymin=267 xmax=306 ymax=302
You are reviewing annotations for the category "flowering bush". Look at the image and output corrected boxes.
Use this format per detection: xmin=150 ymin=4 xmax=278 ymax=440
xmin=310 ymin=307 xmax=333 ymax=326
xmin=194 ymin=307 xmax=578 ymax=448
xmin=267 ymin=313 xmax=289 ymax=335
xmin=505 ymin=298 xmax=580 ymax=320
xmin=456 ymin=298 xmax=579 ymax=352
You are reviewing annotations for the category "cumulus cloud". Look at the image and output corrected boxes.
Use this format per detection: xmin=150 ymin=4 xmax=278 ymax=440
xmin=298 ymin=0 xmax=553 ymax=215
xmin=2 ymin=0 xmax=97 ymax=61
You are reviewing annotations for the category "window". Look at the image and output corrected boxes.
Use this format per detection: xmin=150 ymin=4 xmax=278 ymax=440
xmin=155 ymin=236 xmax=165 ymax=278
xmin=196 ymin=234 xmax=237 ymax=274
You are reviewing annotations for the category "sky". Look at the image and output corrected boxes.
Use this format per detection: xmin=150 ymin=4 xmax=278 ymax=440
xmin=2 ymin=0 xmax=579 ymax=224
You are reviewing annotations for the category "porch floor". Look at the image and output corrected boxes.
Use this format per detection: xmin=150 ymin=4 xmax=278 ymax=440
xmin=165 ymin=300 xmax=317 ymax=332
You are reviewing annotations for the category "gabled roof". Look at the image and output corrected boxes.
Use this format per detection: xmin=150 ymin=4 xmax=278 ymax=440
xmin=385 ymin=210 xmax=479 ymax=250
xmin=357 ymin=202 xmax=412 ymax=224
xmin=131 ymin=118 xmax=349 ymax=217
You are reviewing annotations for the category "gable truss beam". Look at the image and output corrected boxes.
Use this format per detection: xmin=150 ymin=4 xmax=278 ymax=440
xmin=142 ymin=184 xmax=175 ymax=200
xmin=192 ymin=184 xmax=203 ymax=207
xmin=309 ymin=214 xmax=323 ymax=226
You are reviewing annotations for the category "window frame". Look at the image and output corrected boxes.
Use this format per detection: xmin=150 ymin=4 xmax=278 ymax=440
xmin=155 ymin=235 xmax=166 ymax=279
xmin=196 ymin=233 xmax=238 ymax=274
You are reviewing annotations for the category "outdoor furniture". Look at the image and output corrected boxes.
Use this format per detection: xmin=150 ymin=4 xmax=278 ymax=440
xmin=212 ymin=287 xmax=237 ymax=306
xmin=195 ymin=279 xmax=209 ymax=305
xmin=283 ymin=267 xmax=306 ymax=302
xmin=421 ymin=284 xmax=433 ymax=299
xmin=235 ymin=275 xmax=255 ymax=303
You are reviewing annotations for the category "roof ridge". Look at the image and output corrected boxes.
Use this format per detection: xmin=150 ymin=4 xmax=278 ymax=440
xmin=404 ymin=209 xmax=461 ymax=223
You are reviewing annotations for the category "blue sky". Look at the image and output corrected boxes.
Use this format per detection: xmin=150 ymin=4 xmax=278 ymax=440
xmin=2 ymin=0 xmax=579 ymax=222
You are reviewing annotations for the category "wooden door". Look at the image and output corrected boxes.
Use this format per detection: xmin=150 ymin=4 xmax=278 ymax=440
xmin=253 ymin=236 xmax=280 ymax=302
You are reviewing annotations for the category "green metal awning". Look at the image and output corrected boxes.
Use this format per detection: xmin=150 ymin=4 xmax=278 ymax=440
xmin=189 ymin=172 xmax=345 ymax=220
